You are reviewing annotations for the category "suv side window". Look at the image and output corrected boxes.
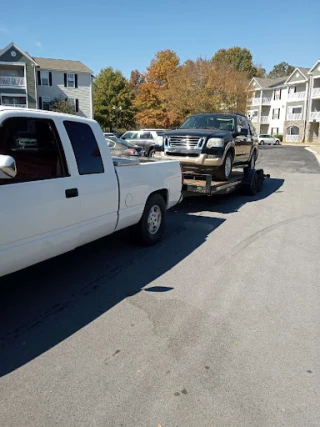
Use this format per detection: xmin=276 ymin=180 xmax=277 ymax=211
xmin=237 ymin=116 xmax=247 ymax=133
xmin=140 ymin=132 xmax=152 ymax=139
xmin=64 ymin=121 xmax=104 ymax=175
xmin=0 ymin=117 xmax=68 ymax=185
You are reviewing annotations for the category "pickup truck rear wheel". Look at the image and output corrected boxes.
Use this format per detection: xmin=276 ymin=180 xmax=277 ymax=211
xmin=133 ymin=194 xmax=166 ymax=245
xmin=215 ymin=151 xmax=233 ymax=181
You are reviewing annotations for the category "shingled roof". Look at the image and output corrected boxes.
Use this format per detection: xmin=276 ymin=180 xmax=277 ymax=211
xmin=33 ymin=57 xmax=92 ymax=73
xmin=0 ymin=45 xmax=92 ymax=74
xmin=254 ymin=76 xmax=290 ymax=88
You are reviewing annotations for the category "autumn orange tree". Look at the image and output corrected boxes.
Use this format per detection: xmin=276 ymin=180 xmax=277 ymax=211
xmin=134 ymin=49 xmax=180 ymax=128
xmin=165 ymin=58 xmax=248 ymax=121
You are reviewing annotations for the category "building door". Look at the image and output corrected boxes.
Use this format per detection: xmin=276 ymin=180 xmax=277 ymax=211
xmin=309 ymin=123 xmax=319 ymax=143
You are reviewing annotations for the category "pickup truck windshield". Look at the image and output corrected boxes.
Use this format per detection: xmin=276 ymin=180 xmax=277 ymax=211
xmin=180 ymin=115 xmax=235 ymax=132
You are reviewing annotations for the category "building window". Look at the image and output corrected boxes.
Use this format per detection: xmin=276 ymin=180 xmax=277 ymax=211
xmin=271 ymin=127 xmax=279 ymax=135
xmin=41 ymin=71 xmax=49 ymax=86
xmin=42 ymin=96 xmax=51 ymax=111
xmin=272 ymin=108 xmax=280 ymax=119
xmin=67 ymin=73 xmax=75 ymax=88
xmin=274 ymin=89 xmax=281 ymax=100
xmin=287 ymin=126 xmax=299 ymax=135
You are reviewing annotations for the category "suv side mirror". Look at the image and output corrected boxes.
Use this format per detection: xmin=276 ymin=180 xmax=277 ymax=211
xmin=0 ymin=155 xmax=17 ymax=179
xmin=239 ymin=128 xmax=248 ymax=136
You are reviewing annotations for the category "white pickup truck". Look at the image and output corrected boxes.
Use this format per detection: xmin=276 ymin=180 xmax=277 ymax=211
xmin=0 ymin=107 xmax=182 ymax=278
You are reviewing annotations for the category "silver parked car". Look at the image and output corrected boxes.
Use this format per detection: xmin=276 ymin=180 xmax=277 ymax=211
xmin=258 ymin=134 xmax=281 ymax=145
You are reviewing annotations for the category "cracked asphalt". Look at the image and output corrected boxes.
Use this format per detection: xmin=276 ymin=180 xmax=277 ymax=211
xmin=1 ymin=145 xmax=320 ymax=427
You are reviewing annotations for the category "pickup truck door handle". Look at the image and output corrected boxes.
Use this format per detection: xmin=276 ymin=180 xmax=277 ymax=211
xmin=65 ymin=188 xmax=79 ymax=198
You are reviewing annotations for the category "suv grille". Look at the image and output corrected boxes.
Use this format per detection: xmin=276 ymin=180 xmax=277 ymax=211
xmin=168 ymin=136 xmax=203 ymax=148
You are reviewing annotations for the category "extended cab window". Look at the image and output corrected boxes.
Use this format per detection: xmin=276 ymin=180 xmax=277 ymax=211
xmin=0 ymin=117 xmax=68 ymax=185
xmin=64 ymin=121 xmax=104 ymax=175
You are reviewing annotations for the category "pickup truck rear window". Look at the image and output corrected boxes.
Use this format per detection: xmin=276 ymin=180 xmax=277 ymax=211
xmin=64 ymin=121 xmax=104 ymax=175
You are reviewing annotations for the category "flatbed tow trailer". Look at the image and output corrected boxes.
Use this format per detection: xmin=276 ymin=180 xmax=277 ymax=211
xmin=182 ymin=167 xmax=270 ymax=197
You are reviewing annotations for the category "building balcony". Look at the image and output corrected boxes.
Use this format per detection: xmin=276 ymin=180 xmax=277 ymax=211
xmin=261 ymin=97 xmax=272 ymax=105
xmin=288 ymin=92 xmax=306 ymax=101
xmin=260 ymin=116 xmax=269 ymax=123
xmin=0 ymin=76 xmax=26 ymax=88
xmin=286 ymin=135 xmax=300 ymax=143
xmin=312 ymin=88 xmax=320 ymax=98
xmin=287 ymin=113 xmax=303 ymax=121
xmin=251 ymin=98 xmax=260 ymax=106
xmin=310 ymin=112 xmax=320 ymax=122
xmin=251 ymin=116 xmax=259 ymax=123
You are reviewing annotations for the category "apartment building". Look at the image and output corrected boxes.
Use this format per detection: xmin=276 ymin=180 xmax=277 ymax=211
xmin=247 ymin=62 xmax=320 ymax=143
xmin=247 ymin=76 xmax=289 ymax=137
xmin=0 ymin=42 xmax=93 ymax=118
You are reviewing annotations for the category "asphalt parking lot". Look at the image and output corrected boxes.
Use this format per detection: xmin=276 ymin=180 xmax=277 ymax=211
xmin=1 ymin=145 xmax=320 ymax=427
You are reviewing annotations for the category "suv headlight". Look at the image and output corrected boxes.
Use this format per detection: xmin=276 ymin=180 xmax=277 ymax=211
xmin=206 ymin=138 xmax=224 ymax=148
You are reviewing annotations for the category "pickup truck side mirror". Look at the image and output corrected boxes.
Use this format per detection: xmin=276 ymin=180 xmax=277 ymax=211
xmin=0 ymin=154 xmax=17 ymax=179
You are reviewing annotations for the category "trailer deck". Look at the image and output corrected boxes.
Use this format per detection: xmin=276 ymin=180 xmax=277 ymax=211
xmin=183 ymin=168 xmax=270 ymax=197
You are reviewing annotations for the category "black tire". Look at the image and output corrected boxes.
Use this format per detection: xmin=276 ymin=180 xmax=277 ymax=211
xmin=148 ymin=149 xmax=156 ymax=158
xmin=132 ymin=194 xmax=166 ymax=245
xmin=249 ymin=151 xmax=257 ymax=169
xmin=215 ymin=151 xmax=234 ymax=181
xmin=260 ymin=140 xmax=264 ymax=145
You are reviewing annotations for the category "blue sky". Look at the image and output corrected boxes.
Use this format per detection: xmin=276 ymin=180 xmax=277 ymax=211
xmin=1 ymin=0 xmax=319 ymax=78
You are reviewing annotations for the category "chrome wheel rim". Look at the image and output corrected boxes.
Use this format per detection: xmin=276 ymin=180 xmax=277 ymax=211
xmin=147 ymin=205 xmax=162 ymax=235
xmin=225 ymin=156 xmax=232 ymax=177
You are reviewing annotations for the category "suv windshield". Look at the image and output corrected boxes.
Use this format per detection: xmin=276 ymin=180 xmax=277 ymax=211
xmin=180 ymin=114 xmax=235 ymax=132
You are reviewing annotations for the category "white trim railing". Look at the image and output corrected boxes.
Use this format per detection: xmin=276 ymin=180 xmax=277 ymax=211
xmin=286 ymin=135 xmax=300 ymax=143
xmin=260 ymin=116 xmax=269 ymax=123
xmin=2 ymin=103 xmax=27 ymax=108
xmin=261 ymin=97 xmax=272 ymax=104
xmin=310 ymin=112 xmax=320 ymax=121
xmin=0 ymin=76 xmax=26 ymax=87
xmin=288 ymin=92 xmax=306 ymax=100
xmin=287 ymin=113 xmax=303 ymax=121
xmin=251 ymin=98 xmax=260 ymax=106
xmin=251 ymin=116 xmax=259 ymax=123
xmin=312 ymin=88 xmax=320 ymax=97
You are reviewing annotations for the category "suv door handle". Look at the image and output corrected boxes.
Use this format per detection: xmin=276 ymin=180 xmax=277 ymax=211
xmin=65 ymin=188 xmax=79 ymax=198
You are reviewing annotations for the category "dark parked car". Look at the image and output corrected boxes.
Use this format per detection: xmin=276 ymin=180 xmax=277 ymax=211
xmin=105 ymin=136 xmax=146 ymax=157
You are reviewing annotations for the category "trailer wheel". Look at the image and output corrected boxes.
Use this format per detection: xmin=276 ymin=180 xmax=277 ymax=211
xmin=132 ymin=194 xmax=167 ymax=245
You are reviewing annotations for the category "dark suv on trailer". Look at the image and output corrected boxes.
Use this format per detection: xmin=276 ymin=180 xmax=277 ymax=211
xmin=158 ymin=113 xmax=259 ymax=180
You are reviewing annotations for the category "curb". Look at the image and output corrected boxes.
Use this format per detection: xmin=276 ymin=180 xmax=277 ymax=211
xmin=305 ymin=147 xmax=320 ymax=166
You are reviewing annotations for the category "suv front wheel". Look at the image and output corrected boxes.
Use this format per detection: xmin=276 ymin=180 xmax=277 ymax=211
xmin=215 ymin=151 xmax=233 ymax=181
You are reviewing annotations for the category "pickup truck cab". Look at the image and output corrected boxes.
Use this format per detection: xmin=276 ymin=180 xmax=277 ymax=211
xmin=0 ymin=107 xmax=182 ymax=278
xmin=158 ymin=113 xmax=259 ymax=181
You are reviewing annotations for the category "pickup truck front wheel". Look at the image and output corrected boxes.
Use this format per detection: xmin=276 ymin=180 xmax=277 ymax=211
xmin=133 ymin=194 xmax=166 ymax=245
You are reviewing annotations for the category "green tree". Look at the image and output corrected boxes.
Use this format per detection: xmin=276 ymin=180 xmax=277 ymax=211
xmin=50 ymin=96 xmax=75 ymax=114
xmin=268 ymin=62 xmax=295 ymax=78
xmin=93 ymin=67 xmax=136 ymax=131
xmin=212 ymin=47 xmax=264 ymax=78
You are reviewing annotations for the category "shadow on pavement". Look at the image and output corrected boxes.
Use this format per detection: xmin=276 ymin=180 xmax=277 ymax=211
xmin=0 ymin=212 xmax=224 ymax=377
xmin=179 ymin=178 xmax=285 ymax=215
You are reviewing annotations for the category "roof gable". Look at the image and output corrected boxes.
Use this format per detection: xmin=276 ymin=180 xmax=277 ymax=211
xmin=0 ymin=42 xmax=38 ymax=65
xmin=285 ymin=67 xmax=309 ymax=84
xmin=247 ymin=78 xmax=262 ymax=90
xmin=254 ymin=76 xmax=289 ymax=89
xmin=308 ymin=60 xmax=320 ymax=74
